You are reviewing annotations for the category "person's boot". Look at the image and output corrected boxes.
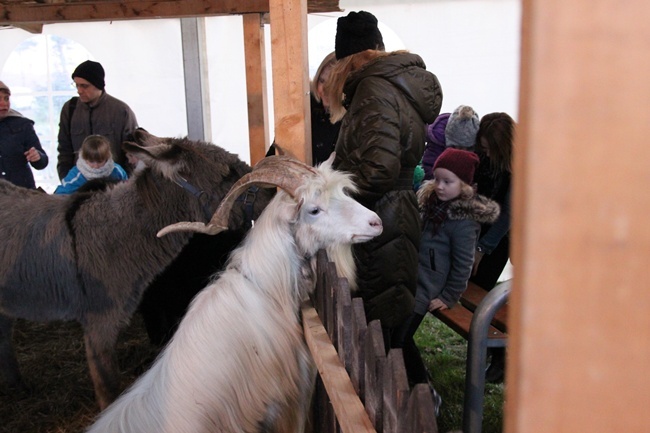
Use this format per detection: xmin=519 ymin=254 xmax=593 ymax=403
xmin=485 ymin=347 xmax=505 ymax=384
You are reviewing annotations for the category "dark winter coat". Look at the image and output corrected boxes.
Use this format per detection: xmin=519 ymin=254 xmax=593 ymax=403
xmin=474 ymin=153 xmax=511 ymax=254
xmin=310 ymin=94 xmax=341 ymax=166
xmin=414 ymin=180 xmax=500 ymax=313
xmin=57 ymin=92 xmax=138 ymax=179
xmin=333 ymin=51 xmax=443 ymax=328
xmin=0 ymin=109 xmax=48 ymax=189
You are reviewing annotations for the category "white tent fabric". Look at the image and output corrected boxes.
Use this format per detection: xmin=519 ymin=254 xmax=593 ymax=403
xmin=0 ymin=0 xmax=520 ymax=192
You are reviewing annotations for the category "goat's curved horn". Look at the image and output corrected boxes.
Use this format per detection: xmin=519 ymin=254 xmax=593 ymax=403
xmin=157 ymin=155 xmax=318 ymax=237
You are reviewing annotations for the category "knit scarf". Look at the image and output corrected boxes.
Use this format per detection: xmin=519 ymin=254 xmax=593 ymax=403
xmin=424 ymin=195 xmax=452 ymax=235
xmin=77 ymin=156 xmax=115 ymax=180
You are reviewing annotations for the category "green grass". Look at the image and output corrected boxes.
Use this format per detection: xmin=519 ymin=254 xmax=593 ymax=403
xmin=414 ymin=314 xmax=504 ymax=433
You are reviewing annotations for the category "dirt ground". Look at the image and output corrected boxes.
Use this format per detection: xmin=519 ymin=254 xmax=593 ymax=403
xmin=0 ymin=316 xmax=160 ymax=433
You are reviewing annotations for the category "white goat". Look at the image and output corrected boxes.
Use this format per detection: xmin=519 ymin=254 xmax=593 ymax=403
xmin=86 ymin=154 xmax=383 ymax=433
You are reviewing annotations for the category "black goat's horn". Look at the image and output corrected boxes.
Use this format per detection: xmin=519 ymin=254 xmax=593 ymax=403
xmin=157 ymin=155 xmax=318 ymax=237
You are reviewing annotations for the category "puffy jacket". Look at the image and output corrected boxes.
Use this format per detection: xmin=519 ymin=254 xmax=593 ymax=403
xmin=333 ymin=52 xmax=443 ymax=328
xmin=0 ymin=110 xmax=48 ymax=189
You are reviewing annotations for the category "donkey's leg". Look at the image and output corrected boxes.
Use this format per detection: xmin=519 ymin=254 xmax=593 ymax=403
xmin=0 ymin=314 xmax=26 ymax=392
xmin=83 ymin=320 xmax=121 ymax=410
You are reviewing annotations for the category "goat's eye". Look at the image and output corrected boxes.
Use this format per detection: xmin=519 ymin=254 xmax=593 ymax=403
xmin=308 ymin=207 xmax=321 ymax=216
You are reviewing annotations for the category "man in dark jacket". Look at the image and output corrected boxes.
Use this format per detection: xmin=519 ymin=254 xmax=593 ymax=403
xmin=328 ymin=11 xmax=443 ymax=349
xmin=57 ymin=60 xmax=138 ymax=179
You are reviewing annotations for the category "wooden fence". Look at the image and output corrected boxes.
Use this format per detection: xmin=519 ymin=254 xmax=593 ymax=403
xmin=301 ymin=250 xmax=439 ymax=433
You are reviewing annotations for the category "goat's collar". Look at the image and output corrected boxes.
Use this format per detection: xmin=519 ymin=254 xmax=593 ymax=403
xmin=173 ymin=175 xmax=214 ymax=222
xmin=173 ymin=175 xmax=260 ymax=228
xmin=234 ymin=185 xmax=259 ymax=230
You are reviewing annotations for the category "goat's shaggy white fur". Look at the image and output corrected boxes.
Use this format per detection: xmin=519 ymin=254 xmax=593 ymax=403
xmin=86 ymin=158 xmax=382 ymax=433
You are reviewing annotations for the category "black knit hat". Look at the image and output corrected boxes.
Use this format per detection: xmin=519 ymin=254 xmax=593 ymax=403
xmin=335 ymin=11 xmax=385 ymax=60
xmin=72 ymin=60 xmax=105 ymax=91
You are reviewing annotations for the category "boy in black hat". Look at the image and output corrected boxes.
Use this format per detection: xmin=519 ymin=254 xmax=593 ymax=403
xmin=57 ymin=60 xmax=138 ymax=180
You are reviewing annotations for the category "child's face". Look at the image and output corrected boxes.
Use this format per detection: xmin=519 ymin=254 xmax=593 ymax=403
xmin=432 ymin=168 xmax=462 ymax=201
xmin=87 ymin=159 xmax=108 ymax=169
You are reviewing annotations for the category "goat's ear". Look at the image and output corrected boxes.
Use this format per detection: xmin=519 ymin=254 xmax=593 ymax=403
xmin=291 ymin=197 xmax=305 ymax=221
xmin=320 ymin=152 xmax=336 ymax=170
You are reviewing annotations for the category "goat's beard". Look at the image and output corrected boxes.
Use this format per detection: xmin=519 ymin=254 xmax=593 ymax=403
xmin=326 ymin=244 xmax=358 ymax=291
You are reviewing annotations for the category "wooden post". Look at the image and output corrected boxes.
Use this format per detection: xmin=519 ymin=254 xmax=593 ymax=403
xmin=268 ymin=0 xmax=311 ymax=164
xmin=506 ymin=0 xmax=650 ymax=432
xmin=243 ymin=13 xmax=270 ymax=166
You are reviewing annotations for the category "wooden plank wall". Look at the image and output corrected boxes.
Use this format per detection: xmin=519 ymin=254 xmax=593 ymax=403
xmin=243 ymin=13 xmax=270 ymax=166
xmin=507 ymin=0 xmax=650 ymax=432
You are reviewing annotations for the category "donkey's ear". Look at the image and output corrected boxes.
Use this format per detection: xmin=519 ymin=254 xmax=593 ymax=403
xmin=122 ymin=140 xmax=182 ymax=180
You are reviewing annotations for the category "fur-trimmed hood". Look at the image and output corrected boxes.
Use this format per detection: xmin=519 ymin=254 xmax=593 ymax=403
xmin=417 ymin=180 xmax=500 ymax=225
xmin=326 ymin=50 xmax=442 ymax=124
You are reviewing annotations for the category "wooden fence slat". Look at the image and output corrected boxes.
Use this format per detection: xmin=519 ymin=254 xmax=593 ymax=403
xmin=364 ymin=320 xmax=386 ymax=432
xmin=399 ymin=383 xmax=439 ymax=433
xmin=351 ymin=298 xmax=367 ymax=399
xmin=302 ymin=302 xmax=376 ymax=433
xmin=325 ymin=260 xmax=338 ymax=342
xmin=336 ymin=277 xmax=353 ymax=368
xmin=315 ymin=250 xmax=327 ymax=316
xmin=383 ymin=349 xmax=410 ymax=433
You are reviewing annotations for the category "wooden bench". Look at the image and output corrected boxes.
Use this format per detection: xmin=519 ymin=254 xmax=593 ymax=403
xmin=432 ymin=279 xmax=512 ymax=433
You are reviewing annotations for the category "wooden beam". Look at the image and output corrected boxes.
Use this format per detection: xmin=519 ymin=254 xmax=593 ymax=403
xmin=243 ymin=13 xmax=270 ymax=166
xmin=12 ymin=23 xmax=43 ymax=33
xmin=0 ymin=0 xmax=340 ymax=25
xmin=506 ymin=0 xmax=650 ymax=432
xmin=269 ymin=0 xmax=311 ymax=164
xmin=0 ymin=0 xmax=269 ymax=24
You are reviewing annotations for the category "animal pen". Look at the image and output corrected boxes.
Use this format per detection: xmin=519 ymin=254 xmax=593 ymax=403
xmin=3 ymin=1 xmax=650 ymax=432
xmin=307 ymin=250 xmax=438 ymax=433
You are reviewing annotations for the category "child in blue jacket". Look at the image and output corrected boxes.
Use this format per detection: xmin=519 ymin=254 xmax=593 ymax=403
xmin=55 ymin=134 xmax=127 ymax=194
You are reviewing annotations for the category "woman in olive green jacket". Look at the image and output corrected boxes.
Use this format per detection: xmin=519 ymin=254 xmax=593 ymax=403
xmin=326 ymin=49 xmax=443 ymax=349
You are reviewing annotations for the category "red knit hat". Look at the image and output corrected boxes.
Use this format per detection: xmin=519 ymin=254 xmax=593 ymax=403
xmin=433 ymin=148 xmax=479 ymax=185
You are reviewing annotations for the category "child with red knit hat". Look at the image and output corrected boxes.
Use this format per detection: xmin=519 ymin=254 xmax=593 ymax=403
xmin=396 ymin=147 xmax=500 ymax=406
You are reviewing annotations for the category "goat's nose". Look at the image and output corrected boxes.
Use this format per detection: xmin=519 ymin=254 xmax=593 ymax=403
xmin=370 ymin=216 xmax=382 ymax=228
